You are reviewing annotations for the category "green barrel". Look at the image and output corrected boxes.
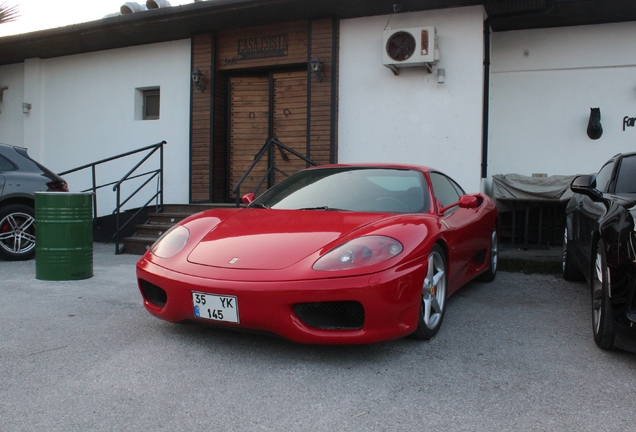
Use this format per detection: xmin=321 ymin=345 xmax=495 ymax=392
xmin=35 ymin=192 xmax=93 ymax=281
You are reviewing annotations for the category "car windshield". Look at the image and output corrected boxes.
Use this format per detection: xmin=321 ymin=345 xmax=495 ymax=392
xmin=250 ymin=167 xmax=429 ymax=213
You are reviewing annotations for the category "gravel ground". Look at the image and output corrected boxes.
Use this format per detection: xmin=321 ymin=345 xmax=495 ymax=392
xmin=1 ymin=243 xmax=634 ymax=431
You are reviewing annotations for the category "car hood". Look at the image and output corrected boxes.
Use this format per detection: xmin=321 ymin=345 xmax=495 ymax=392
xmin=187 ymin=209 xmax=387 ymax=270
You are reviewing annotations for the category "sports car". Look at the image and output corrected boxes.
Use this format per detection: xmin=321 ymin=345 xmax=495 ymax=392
xmin=563 ymin=153 xmax=636 ymax=352
xmin=137 ymin=164 xmax=499 ymax=344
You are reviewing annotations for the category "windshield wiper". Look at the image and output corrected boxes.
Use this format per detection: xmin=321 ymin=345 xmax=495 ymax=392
xmin=249 ymin=203 xmax=269 ymax=209
xmin=299 ymin=206 xmax=348 ymax=211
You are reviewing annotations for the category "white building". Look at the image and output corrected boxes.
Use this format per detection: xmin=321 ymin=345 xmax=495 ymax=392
xmin=0 ymin=0 xmax=634 ymax=245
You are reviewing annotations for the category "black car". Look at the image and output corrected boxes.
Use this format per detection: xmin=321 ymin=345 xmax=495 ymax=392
xmin=0 ymin=143 xmax=68 ymax=260
xmin=563 ymin=152 xmax=636 ymax=352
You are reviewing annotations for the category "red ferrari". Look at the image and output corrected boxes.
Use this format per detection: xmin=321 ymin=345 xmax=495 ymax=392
xmin=136 ymin=164 xmax=499 ymax=344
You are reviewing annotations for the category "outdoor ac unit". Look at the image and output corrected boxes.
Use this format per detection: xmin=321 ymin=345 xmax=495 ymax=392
xmin=383 ymin=26 xmax=439 ymax=75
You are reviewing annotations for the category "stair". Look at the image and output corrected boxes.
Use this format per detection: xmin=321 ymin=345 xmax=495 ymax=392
xmin=122 ymin=203 xmax=237 ymax=254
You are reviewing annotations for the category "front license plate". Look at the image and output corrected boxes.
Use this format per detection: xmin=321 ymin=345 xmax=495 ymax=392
xmin=192 ymin=292 xmax=239 ymax=324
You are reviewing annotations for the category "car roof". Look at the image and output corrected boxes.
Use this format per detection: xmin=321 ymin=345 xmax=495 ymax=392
xmin=0 ymin=143 xmax=27 ymax=152
xmin=609 ymin=152 xmax=636 ymax=160
xmin=309 ymin=163 xmax=435 ymax=173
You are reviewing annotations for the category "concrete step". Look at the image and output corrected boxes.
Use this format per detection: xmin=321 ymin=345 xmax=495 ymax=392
xmin=135 ymin=222 xmax=173 ymax=239
xmin=122 ymin=203 xmax=237 ymax=255
xmin=122 ymin=235 xmax=158 ymax=255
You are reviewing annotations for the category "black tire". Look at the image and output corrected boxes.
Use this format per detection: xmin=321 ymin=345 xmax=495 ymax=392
xmin=411 ymin=244 xmax=447 ymax=340
xmin=562 ymin=225 xmax=584 ymax=281
xmin=477 ymin=224 xmax=498 ymax=282
xmin=591 ymin=240 xmax=615 ymax=350
xmin=0 ymin=204 xmax=36 ymax=261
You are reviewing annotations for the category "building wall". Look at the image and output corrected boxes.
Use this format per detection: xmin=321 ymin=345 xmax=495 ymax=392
xmin=5 ymin=8 xmax=632 ymax=212
xmin=0 ymin=62 xmax=26 ymax=147
xmin=338 ymin=6 xmax=486 ymax=193
xmin=0 ymin=40 xmax=191 ymax=215
xmin=489 ymin=22 xmax=636 ymax=182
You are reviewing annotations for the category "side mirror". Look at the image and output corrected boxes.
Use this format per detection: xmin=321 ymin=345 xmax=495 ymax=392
xmin=440 ymin=195 xmax=478 ymax=214
xmin=458 ymin=195 xmax=479 ymax=209
xmin=570 ymin=174 xmax=603 ymax=201
xmin=242 ymin=192 xmax=255 ymax=204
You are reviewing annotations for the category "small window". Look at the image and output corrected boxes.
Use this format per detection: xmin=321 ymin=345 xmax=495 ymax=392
xmin=143 ymin=89 xmax=160 ymax=120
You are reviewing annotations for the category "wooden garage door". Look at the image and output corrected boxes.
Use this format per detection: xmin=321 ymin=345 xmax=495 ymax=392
xmin=229 ymin=70 xmax=307 ymax=198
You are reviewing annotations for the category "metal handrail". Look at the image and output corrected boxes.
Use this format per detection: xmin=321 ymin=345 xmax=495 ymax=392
xmin=232 ymin=137 xmax=318 ymax=205
xmin=58 ymin=140 xmax=166 ymax=254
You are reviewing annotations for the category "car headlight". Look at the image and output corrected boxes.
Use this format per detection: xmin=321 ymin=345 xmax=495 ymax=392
xmin=313 ymin=236 xmax=403 ymax=271
xmin=150 ymin=225 xmax=190 ymax=258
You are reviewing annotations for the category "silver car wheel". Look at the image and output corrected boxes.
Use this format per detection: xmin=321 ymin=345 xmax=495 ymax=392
xmin=422 ymin=250 xmax=446 ymax=330
xmin=592 ymin=249 xmax=604 ymax=335
xmin=490 ymin=228 xmax=498 ymax=274
xmin=0 ymin=211 xmax=36 ymax=255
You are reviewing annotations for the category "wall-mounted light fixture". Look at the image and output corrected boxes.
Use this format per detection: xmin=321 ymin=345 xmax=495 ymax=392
xmin=437 ymin=68 xmax=445 ymax=84
xmin=309 ymin=57 xmax=324 ymax=83
xmin=22 ymin=102 xmax=32 ymax=114
xmin=191 ymin=68 xmax=205 ymax=93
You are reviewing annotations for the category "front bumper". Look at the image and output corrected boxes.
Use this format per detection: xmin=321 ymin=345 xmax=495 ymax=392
xmin=136 ymin=257 xmax=424 ymax=344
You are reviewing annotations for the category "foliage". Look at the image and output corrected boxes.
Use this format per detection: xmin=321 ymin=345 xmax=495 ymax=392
xmin=0 ymin=2 xmax=18 ymax=25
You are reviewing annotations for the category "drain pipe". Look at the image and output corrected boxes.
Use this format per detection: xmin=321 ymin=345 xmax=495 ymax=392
xmin=481 ymin=0 xmax=556 ymax=190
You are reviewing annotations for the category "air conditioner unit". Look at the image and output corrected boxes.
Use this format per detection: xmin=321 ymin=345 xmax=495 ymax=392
xmin=383 ymin=26 xmax=439 ymax=75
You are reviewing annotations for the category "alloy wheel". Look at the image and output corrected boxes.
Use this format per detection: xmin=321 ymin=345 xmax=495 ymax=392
xmin=0 ymin=211 xmax=36 ymax=255
xmin=422 ymin=250 xmax=446 ymax=330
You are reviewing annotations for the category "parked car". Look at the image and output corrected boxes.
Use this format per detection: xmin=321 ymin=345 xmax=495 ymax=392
xmin=563 ymin=152 xmax=636 ymax=352
xmin=137 ymin=164 xmax=499 ymax=344
xmin=0 ymin=143 xmax=68 ymax=260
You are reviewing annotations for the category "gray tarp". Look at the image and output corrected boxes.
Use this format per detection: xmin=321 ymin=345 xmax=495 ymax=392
xmin=492 ymin=174 xmax=576 ymax=212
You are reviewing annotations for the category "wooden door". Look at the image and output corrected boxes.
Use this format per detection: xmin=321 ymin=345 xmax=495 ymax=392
xmin=272 ymin=70 xmax=308 ymax=182
xmin=229 ymin=70 xmax=308 ymax=198
xmin=229 ymin=76 xmax=269 ymax=198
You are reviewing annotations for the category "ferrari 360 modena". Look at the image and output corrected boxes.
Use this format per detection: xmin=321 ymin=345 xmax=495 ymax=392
xmin=137 ymin=164 xmax=499 ymax=344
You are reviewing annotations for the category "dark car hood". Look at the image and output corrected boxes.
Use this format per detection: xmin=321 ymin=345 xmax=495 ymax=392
xmin=187 ymin=209 xmax=386 ymax=270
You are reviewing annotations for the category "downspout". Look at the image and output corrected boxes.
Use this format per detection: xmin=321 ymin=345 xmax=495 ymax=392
xmin=481 ymin=0 xmax=556 ymax=188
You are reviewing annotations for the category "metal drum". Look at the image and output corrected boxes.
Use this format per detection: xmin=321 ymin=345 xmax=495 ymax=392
xmin=35 ymin=192 xmax=93 ymax=280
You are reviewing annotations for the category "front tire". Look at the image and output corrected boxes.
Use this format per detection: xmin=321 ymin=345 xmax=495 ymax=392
xmin=0 ymin=204 xmax=36 ymax=261
xmin=411 ymin=244 xmax=447 ymax=340
xmin=591 ymin=240 xmax=614 ymax=350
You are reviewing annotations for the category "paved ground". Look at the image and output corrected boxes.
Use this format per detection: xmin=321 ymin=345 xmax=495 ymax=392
xmin=1 ymin=243 xmax=634 ymax=431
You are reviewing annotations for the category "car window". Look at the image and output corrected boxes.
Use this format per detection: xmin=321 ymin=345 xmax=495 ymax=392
xmin=448 ymin=176 xmax=466 ymax=196
xmin=614 ymin=155 xmax=636 ymax=194
xmin=0 ymin=154 xmax=17 ymax=172
xmin=252 ymin=167 xmax=430 ymax=213
xmin=594 ymin=160 xmax=615 ymax=193
xmin=429 ymin=172 xmax=461 ymax=208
